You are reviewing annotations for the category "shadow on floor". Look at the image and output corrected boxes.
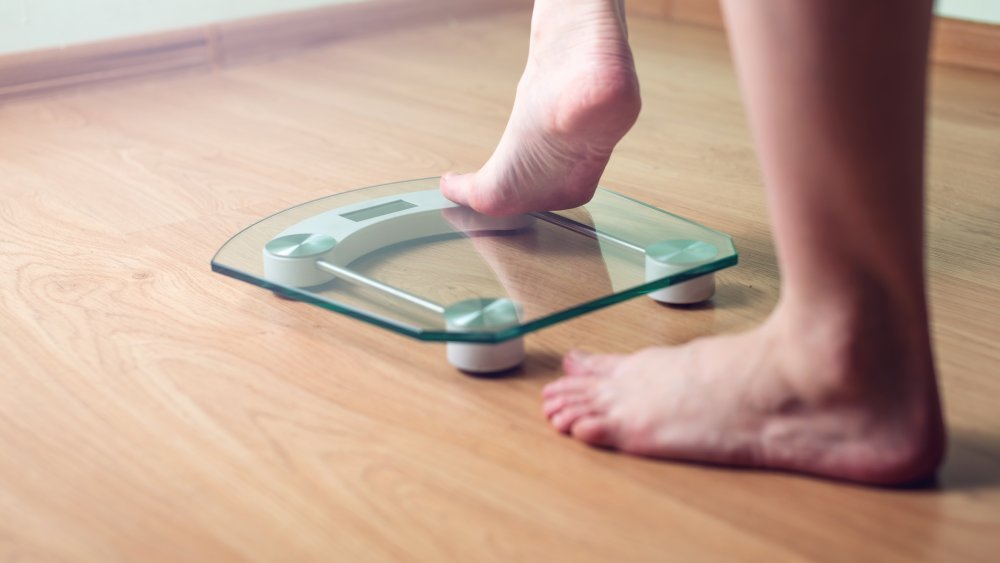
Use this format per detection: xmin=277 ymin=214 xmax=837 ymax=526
xmin=934 ymin=428 xmax=1000 ymax=491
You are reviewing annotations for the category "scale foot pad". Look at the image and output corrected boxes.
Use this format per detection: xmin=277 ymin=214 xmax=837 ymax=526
xmin=446 ymin=338 xmax=525 ymax=374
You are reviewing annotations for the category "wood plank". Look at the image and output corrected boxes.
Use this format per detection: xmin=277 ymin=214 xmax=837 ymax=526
xmin=1 ymin=0 xmax=996 ymax=103
xmin=628 ymin=0 xmax=675 ymax=19
xmin=0 ymin=27 xmax=214 ymax=100
xmin=0 ymin=10 xmax=998 ymax=563
xmin=671 ymin=0 xmax=725 ymax=27
xmin=217 ymin=0 xmax=531 ymax=66
xmin=0 ymin=0 xmax=531 ymax=101
xmin=627 ymin=0 xmax=1000 ymax=74
xmin=933 ymin=17 xmax=1000 ymax=74
xmin=626 ymin=0 xmax=724 ymax=27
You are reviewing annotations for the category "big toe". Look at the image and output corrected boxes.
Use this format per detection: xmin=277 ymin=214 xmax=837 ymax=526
xmin=570 ymin=415 xmax=616 ymax=447
xmin=440 ymin=171 xmax=478 ymax=209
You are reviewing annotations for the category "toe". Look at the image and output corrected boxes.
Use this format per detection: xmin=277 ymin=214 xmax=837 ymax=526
xmin=542 ymin=396 xmax=566 ymax=418
xmin=542 ymin=391 xmax=593 ymax=417
xmin=563 ymin=349 xmax=626 ymax=377
xmin=440 ymin=172 xmax=475 ymax=208
xmin=570 ymin=415 xmax=615 ymax=447
xmin=550 ymin=404 xmax=599 ymax=434
xmin=542 ymin=374 xmax=598 ymax=399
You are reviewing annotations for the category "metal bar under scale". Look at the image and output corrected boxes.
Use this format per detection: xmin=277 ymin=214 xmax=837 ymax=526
xmin=315 ymin=260 xmax=446 ymax=315
xmin=530 ymin=212 xmax=645 ymax=254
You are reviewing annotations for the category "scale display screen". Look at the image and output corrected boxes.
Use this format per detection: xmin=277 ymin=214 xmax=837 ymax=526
xmin=340 ymin=199 xmax=417 ymax=222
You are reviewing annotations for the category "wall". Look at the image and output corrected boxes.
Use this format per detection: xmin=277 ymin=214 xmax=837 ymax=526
xmin=2 ymin=0 xmax=997 ymax=56
xmin=937 ymin=0 xmax=1000 ymax=24
xmin=0 ymin=0 xmax=362 ymax=54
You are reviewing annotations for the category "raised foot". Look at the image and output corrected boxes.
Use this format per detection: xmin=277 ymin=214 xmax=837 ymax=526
xmin=442 ymin=0 xmax=641 ymax=216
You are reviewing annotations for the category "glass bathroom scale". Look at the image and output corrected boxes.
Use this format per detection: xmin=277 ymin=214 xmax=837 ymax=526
xmin=212 ymin=178 xmax=737 ymax=372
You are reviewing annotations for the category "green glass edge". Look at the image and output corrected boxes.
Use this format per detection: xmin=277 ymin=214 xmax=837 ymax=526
xmin=211 ymin=261 xmax=428 ymax=336
xmin=211 ymin=253 xmax=738 ymax=344
xmin=594 ymin=186 xmax=730 ymax=233
xmin=210 ymin=179 xmax=739 ymax=344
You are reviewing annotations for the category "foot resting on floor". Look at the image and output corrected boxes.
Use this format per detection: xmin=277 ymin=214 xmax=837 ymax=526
xmin=542 ymin=302 xmax=945 ymax=485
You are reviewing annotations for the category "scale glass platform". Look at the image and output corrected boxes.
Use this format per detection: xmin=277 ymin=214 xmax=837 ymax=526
xmin=212 ymin=178 xmax=737 ymax=373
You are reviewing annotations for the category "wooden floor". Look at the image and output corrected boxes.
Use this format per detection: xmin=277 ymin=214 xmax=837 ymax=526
xmin=2 ymin=9 xmax=999 ymax=562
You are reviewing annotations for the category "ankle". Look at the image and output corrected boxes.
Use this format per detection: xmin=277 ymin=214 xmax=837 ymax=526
xmin=530 ymin=0 xmax=631 ymax=55
xmin=770 ymin=287 xmax=934 ymax=399
xmin=765 ymin=293 xmax=945 ymax=484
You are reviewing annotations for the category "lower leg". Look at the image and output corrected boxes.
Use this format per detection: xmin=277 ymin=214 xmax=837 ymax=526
xmin=722 ymin=0 xmax=941 ymax=433
xmin=543 ymin=0 xmax=944 ymax=484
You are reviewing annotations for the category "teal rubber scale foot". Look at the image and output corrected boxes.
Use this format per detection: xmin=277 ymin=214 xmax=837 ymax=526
xmin=212 ymin=178 xmax=738 ymax=373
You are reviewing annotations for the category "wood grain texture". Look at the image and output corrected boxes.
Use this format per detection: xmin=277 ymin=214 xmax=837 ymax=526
xmin=933 ymin=17 xmax=1000 ymax=74
xmin=2 ymin=0 xmax=996 ymax=103
xmin=670 ymin=0 xmax=724 ymax=27
xmin=0 ymin=27 xmax=215 ymax=100
xmin=1 ymin=10 xmax=999 ymax=563
xmin=623 ymin=0 xmax=725 ymax=27
xmin=628 ymin=0 xmax=1000 ymax=74
xmin=0 ymin=0 xmax=531 ymax=101
xmin=216 ymin=0 xmax=532 ymax=66
xmin=627 ymin=0 xmax=675 ymax=19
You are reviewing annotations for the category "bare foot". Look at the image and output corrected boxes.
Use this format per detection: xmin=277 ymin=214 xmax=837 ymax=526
xmin=542 ymin=302 xmax=946 ymax=485
xmin=441 ymin=0 xmax=641 ymax=216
